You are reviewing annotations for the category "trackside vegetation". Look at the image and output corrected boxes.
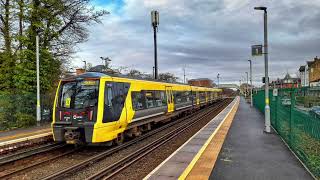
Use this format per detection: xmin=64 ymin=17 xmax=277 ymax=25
xmin=0 ymin=0 xmax=108 ymax=130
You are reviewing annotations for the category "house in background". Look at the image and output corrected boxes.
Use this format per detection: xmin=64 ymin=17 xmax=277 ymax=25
xmin=188 ymin=78 xmax=213 ymax=88
xmin=299 ymin=65 xmax=309 ymax=87
xmin=271 ymin=73 xmax=301 ymax=89
xmin=308 ymin=57 xmax=320 ymax=87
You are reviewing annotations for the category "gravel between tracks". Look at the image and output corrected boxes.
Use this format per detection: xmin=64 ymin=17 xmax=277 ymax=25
xmin=0 ymin=144 xmax=73 ymax=178
xmin=7 ymin=146 xmax=109 ymax=180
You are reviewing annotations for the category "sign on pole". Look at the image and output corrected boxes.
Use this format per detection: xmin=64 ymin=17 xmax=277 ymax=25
xmin=251 ymin=45 xmax=263 ymax=56
xmin=273 ymin=89 xmax=278 ymax=97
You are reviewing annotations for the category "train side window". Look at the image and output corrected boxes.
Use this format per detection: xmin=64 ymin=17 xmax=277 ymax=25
xmin=145 ymin=91 xmax=155 ymax=108
xmin=154 ymin=91 xmax=166 ymax=107
xmin=192 ymin=91 xmax=197 ymax=101
xmin=103 ymin=83 xmax=118 ymax=123
xmin=132 ymin=92 xmax=145 ymax=110
xmin=106 ymin=87 xmax=113 ymax=106
xmin=103 ymin=82 xmax=130 ymax=123
xmin=200 ymin=92 xmax=206 ymax=100
xmin=174 ymin=91 xmax=183 ymax=104
xmin=185 ymin=91 xmax=191 ymax=102
xmin=161 ymin=91 xmax=167 ymax=105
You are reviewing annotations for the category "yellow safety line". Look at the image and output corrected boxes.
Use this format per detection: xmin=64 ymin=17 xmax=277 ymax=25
xmin=178 ymin=97 xmax=240 ymax=180
xmin=186 ymin=98 xmax=240 ymax=179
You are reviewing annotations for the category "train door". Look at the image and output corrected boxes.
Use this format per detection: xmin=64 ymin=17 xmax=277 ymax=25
xmin=196 ymin=91 xmax=200 ymax=105
xmin=103 ymin=82 xmax=130 ymax=124
xmin=205 ymin=92 xmax=208 ymax=103
xmin=166 ymin=87 xmax=174 ymax=112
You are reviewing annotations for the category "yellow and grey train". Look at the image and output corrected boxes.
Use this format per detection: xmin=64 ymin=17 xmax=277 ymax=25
xmin=51 ymin=72 xmax=222 ymax=145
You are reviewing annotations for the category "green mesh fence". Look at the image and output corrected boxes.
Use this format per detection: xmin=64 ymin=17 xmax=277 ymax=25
xmin=253 ymin=87 xmax=320 ymax=178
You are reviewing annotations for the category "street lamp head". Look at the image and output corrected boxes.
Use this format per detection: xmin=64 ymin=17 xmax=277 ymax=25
xmin=100 ymin=57 xmax=112 ymax=61
xmin=151 ymin=10 xmax=159 ymax=27
xmin=254 ymin=6 xmax=267 ymax=12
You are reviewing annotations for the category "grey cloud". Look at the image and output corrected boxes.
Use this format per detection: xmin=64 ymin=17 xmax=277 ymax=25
xmin=74 ymin=0 xmax=320 ymax=86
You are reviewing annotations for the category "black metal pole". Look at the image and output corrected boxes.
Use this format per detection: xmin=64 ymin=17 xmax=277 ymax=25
xmin=153 ymin=26 xmax=158 ymax=79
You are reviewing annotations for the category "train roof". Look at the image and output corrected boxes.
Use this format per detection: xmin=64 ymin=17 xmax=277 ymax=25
xmin=63 ymin=72 xmax=220 ymax=90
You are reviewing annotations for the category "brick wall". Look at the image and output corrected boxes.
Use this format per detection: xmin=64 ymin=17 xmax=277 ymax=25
xmin=309 ymin=57 xmax=320 ymax=83
xmin=188 ymin=79 xmax=213 ymax=87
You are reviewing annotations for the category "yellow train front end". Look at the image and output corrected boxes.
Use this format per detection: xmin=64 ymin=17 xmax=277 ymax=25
xmin=52 ymin=72 xmax=129 ymax=145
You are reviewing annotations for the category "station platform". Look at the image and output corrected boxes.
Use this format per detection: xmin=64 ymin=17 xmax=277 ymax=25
xmin=0 ymin=124 xmax=52 ymax=149
xmin=210 ymin=97 xmax=313 ymax=180
xmin=144 ymin=97 xmax=240 ymax=180
xmin=144 ymin=96 xmax=314 ymax=180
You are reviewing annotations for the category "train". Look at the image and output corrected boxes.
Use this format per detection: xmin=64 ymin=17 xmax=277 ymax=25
xmin=51 ymin=72 xmax=222 ymax=145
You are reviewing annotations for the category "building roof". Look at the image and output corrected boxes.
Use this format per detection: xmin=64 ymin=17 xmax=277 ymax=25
xmin=89 ymin=65 xmax=105 ymax=72
xmin=271 ymin=73 xmax=301 ymax=85
xmin=188 ymin=78 xmax=212 ymax=81
xmin=299 ymin=65 xmax=305 ymax=72
xmin=283 ymin=73 xmax=291 ymax=80
xmin=307 ymin=56 xmax=320 ymax=67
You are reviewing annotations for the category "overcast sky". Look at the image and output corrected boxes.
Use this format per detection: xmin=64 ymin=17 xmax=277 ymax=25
xmin=72 ymin=0 xmax=320 ymax=86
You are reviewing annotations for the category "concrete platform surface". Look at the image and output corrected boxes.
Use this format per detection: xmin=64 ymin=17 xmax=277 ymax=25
xmin=210 ymin=97 xmax=313 ymax=180
xmin=0 ymin=124 xmax=51 ymax=143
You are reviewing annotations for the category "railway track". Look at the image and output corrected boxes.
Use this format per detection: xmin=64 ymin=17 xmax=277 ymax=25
xmin=0 ymin=143 xmax=80 ymax=179
xmin=0 ymin=143 xmax=64 ymax=166
xmin=41 ymin=99 xmax=231 ymax=180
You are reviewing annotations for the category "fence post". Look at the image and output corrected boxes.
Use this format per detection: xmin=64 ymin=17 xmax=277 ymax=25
xmin=289 ymin=88 xmax=295 ymax=148
xmin=275 ymin=92 xmax=278 ymax=132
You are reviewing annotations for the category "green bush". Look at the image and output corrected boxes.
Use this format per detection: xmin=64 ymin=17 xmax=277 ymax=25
xmin=15 ymin=112 xmax=36 ymax=128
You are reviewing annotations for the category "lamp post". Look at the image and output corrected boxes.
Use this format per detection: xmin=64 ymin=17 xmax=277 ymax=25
xmin=151 ymin=10 xmax=159 ymax=79
xmin=246 ymin=72 xmax=249 ymax=98
xmin=217 ymin=73 xmax=220 ymax=88
xmin=100 ymin=57 xmax=112 ymax=68
xmin=239 ymin=80 xmax=242 ymax=95
xmin=248 ymin=60 xmax=253 ymax=107
xmin=254 ymin=6 xmax=270 ymax=133
xmin=241 ymin=76 xmax=246 ymax=96
xmin=36 ymin=33 xmax=41 ymax=126
xmin=83 ymin=60 xmax=87 ymax=72
xmin=183 ymin=65 xmax=186 ymax=84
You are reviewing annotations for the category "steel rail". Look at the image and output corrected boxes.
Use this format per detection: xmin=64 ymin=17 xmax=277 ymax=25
xmin=0 ymin=146 xmax=81 ymax=179
xmin=87 ymin=100 xmax=229 ymax=180
xmin=0 ymin=143 xmax=64 ymax=166
xmin=42 ymin=99 xmax=230 ymax=180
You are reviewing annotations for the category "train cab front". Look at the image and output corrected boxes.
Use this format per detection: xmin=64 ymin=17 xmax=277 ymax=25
xmin=52 ymin=77 xmax=99 ymax=144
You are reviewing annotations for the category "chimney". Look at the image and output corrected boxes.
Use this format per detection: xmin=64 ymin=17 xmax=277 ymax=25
xmin=76 ymin=68 xmax=85 ymax=75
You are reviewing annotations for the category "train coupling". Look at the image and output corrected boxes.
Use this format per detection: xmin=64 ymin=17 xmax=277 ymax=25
xmin=64 ymin=127 xmax=81 ymax=144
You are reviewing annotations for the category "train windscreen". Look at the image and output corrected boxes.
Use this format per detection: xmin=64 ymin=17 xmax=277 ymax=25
xmin=59 ymin=80 xmax=99 ymax=109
